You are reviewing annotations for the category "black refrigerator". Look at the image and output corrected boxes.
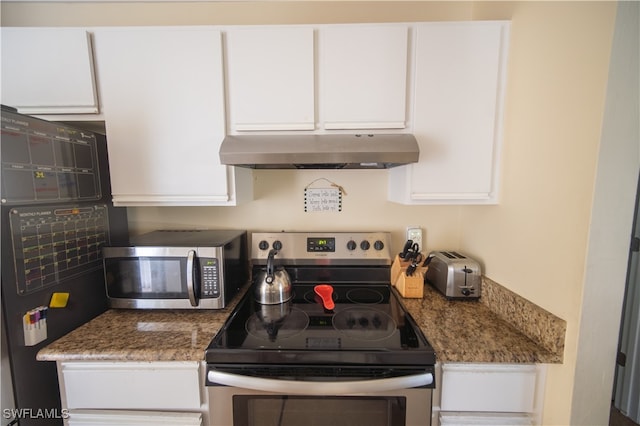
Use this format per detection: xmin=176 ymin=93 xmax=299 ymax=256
xmin=1 ymin=106 xmax=129 ymax=425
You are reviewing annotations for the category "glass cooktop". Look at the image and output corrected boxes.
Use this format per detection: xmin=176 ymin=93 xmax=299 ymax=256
xmin=206 ymin=283 xmax=436 ymax=367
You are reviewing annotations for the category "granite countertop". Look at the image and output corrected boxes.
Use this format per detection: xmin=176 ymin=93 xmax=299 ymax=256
xmin=400 ymin=284 xmax=563 ymax=363
xmin=37 ymin=286 xmax=248 ymax=362
xmin=38 ymin=280 xmax=564 ymax=364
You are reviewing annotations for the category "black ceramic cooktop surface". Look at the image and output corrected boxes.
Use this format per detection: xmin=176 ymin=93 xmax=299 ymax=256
xmin=206 ymin=283 xmax=436 ymax=366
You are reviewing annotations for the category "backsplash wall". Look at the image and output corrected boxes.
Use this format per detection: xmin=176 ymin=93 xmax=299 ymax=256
xmin=127 ymin=169 xmax=465 ymax=256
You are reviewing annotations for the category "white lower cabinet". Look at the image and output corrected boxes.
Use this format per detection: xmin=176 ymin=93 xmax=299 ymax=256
xmin=67 ymin=410 xmax=202 ymax=426
xmin=58 ymin=361 xmax=208 ymax=426
xmin=434 ymin=363 xmax=546 ymax=426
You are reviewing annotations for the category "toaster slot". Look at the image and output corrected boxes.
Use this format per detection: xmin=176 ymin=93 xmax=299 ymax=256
xmin=439 ymin=251 xmax=467 ymax=259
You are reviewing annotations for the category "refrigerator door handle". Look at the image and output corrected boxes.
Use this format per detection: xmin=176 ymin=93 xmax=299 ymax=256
xmin=186 ymin=250 xmax=198 ymax=307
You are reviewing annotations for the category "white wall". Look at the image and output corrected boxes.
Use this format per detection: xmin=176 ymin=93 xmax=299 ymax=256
xmin=127 ymin=169 xmax=464 ymax=249
xmin=571 ymin=2 xmax=640 ymax=424
xmin=459 ymin=2 xmax=619 ymax=423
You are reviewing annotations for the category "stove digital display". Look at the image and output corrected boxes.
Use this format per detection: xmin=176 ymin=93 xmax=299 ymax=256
xmin=307 ymin=237 xmax=335 ymax=252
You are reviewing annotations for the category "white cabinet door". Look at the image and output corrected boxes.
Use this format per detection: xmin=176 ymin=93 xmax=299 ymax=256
xmin=93 ymin=26 xmax=251 ymax=206
xmin=226 ymin=27 xmax=315 ymax=131
xmin=320 ymin=25 xmax=409 ymax=130
xmin=1 ymin=28 xmax=98 ymax=114
xmin=389 ymin=21 xmax=509 ymax=204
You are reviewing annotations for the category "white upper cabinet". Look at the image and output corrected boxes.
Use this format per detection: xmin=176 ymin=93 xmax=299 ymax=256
xmin=389 ymin=21 xmax=510 ymax=204
xmin=226 ymin=27 xmax=315 ymax=131
xmin=224 ymin=24 xmax=409 ymax=133
xmin=93 ymin=27 xmax=251 ymax=206
xmin=320 ymin=25 xmax=409 ymax=130
xmin=1 ymin=28 xmax=99 ymax=114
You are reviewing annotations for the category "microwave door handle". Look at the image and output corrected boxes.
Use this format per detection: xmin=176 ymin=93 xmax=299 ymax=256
xmin=186 ymin=250 xmax=198 ymax=307
xmin=207 ymin=370 xmax=433 ymax=395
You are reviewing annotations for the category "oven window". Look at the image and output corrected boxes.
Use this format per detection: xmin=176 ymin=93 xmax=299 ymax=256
xmin=232 ymin=395 xmax=406 ymax=426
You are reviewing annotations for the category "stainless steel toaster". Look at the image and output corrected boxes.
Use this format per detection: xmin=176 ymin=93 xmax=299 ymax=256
xmin=425 ymin=251 xmax=481 ymax=299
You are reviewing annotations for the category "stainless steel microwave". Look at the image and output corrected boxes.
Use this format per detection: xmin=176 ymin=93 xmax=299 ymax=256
xmin=103 ymin=230 xmax=248 ymax=309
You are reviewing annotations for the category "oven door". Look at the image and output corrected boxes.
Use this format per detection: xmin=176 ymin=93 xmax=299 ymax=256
xmin=207 ymin=370 xmax=433 ymax=426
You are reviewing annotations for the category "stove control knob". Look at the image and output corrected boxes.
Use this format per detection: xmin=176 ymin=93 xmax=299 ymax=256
xmin=258 ymin=240 xmax=269 ymax=250
xmin=347 ymin=240 xmax=357 ymax=251
xmin=272 ymin=240 xmax=283 ymax=251
xmin=360 ymin=240 xmax=370 ymax=251
xmin=374 ymin=240 xmax=384 ymax=251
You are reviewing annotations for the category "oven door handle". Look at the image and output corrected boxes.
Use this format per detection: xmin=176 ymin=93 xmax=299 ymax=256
xmin=207 ymin=370 xmax=433 ymax=395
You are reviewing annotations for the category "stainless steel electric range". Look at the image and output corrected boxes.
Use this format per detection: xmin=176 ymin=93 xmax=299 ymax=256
xmin=205 ymin=232 xmax=436 ymax=426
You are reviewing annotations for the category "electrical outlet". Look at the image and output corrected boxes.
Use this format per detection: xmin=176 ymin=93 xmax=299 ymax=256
xmin=406 ymin=226 xmax=423 ymax=251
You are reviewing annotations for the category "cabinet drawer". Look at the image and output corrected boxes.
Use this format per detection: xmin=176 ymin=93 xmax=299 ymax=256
xmin=67 ymin=410 xmax=202 ymax=426
xmin=441 ymin=363 xmax=537 ymax=413
xmin=61 ymin=361 xmax=201 ymax=410
xmin=440 ymin=412 xmax=533 ymax=425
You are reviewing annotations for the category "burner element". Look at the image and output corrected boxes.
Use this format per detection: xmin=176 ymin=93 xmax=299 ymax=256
xmin=332 ymin=307 xmax=396 ymax=341
xmin=303 ymin=289 xmax=338 ymax=304
xmin=346 ymin=288 xmax=385 ymax=304
xmin=247 ymin=307 xmax=310 ymax=341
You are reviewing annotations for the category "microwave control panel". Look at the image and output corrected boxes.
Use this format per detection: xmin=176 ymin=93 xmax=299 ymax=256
xmin=201 ymin=258 xmax=220 ymax=298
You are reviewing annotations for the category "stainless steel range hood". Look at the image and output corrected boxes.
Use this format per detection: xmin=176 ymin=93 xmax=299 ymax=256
xmin=219 ymin=134 xmax=420 ymax=169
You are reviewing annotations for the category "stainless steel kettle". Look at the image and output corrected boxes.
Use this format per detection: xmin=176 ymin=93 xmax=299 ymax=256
xmin=254 ymin=249 xmax=292 ymax=304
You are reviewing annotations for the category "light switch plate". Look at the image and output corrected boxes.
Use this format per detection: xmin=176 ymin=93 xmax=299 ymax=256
xmin=406 ymin=226 xmax=423 ymax=251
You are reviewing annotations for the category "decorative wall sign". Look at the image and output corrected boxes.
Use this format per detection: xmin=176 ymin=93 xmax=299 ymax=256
xmin=304 ymin=178 xmax=346 ymax=212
